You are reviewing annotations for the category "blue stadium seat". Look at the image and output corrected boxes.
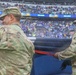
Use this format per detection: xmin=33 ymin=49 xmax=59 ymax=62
xmin=31 ymin=54 xmax=72 ymax=75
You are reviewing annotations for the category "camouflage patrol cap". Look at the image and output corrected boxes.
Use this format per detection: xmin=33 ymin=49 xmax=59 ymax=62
xmin=0 ymin=7 xmax=21 ymax=20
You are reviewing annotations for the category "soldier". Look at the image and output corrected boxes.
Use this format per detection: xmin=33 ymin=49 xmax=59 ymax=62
xmin=54 ymin=20 xmax=76 ymax=75
xmin=0 ymin=7 xmax=34 ymax=75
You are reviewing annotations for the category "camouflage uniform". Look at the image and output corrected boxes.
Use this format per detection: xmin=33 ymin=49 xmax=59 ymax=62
xmin=0 ymin=24 xmax=34 ymax=75
xmin=57 ymin=32 xmax=76 ymax=75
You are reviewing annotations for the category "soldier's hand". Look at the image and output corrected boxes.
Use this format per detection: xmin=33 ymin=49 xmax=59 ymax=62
xmin=60 ymin=59 xmax=71 ymax=70
xmin=54 ymin=52 xmax=59 ymax=58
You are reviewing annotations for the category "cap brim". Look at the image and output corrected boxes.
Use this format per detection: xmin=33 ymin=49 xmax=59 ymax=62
xmin=0 ymin=13 xmax=7 ymax=20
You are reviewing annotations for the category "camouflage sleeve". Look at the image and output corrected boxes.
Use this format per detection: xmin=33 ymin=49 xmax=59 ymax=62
xmin=58 ymin=32 xmax=76 ymax=60
xmin=0 ymin=26 xmax=5 ymax=39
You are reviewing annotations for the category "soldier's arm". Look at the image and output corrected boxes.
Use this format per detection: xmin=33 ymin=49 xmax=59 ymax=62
xmin=54 ymin=32 xmax=76 ymax=60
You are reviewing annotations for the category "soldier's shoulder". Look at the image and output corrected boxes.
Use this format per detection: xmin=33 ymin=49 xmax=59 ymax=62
xmin=0 ymin=25 xmax=11 ymax=29
xmin=0 ymin=25 xmax=8 ymax=30
xmin=0 ymin=25 xmax=18 ymax=34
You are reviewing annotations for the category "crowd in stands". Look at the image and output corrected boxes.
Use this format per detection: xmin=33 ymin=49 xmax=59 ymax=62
xmin=0 ymin=2 xmax=76 ymax=14
xmin=21 ymin=19 xmax=76 ymax=38
xmin=0 ymin=2 xmax=76 ymax=38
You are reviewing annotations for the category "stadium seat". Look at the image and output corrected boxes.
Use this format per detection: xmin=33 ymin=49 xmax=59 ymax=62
xmin=30 ymin=38 xmax=72 ymax=75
